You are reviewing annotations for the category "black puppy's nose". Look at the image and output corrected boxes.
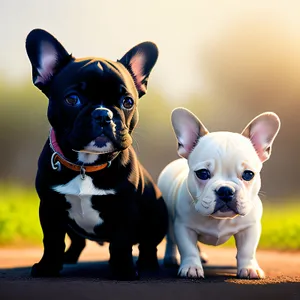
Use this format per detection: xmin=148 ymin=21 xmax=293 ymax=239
xmin=216 ymin=186 xmax=235 ymax=202
xmin=92 ymin=108 xmax=113 ymax=125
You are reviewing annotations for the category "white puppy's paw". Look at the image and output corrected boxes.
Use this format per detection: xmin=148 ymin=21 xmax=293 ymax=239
xmin=238 ymin=267 xmax=265 ymax=279
xmin=178 ymin=264 xmax=204 ymax=278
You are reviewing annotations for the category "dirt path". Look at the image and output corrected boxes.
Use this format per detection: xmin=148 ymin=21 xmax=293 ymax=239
xmin=1 ymin=241 xmax=300 ymax=300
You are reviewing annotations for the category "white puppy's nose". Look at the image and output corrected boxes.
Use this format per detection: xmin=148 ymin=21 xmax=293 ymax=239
xmin=216 ymin=186 xmax=235 ymax=202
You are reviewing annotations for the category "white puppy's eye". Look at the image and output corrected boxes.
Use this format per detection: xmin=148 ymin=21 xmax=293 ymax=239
xmin=195 ymin=169 xmax=211 ymax=180
xmin=242 ymin=170 xmax=255 ymax=181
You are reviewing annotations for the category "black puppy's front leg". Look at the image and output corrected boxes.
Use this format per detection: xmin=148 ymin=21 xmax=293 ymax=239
xmin=137 ymin=196 xmax=168 ymax=271
xmin=64 ymin=227 xmax=86 ymax=264
xmin=31 ymin=191 xmax=67 ymax=277
xmin=109 ymin=228 xmax=138 ymax=280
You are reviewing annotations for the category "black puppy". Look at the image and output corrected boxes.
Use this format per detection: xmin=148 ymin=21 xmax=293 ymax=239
xmin=25 ymin=29 xmax=168 ymax=280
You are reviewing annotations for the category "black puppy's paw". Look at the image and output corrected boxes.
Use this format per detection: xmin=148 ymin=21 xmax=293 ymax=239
xmin=137 ymin=255 xmax=160 ymax=271
xmin=113 ymin=270 xmax=140 ymax=281
xmin=137 ymin=245 xmax=160 ymax=271
xmin=31 ymin=263 xmax=61 ymax=277
xmin=63 ymin=251 xmax=80 ymax=264
xmin=110 ymin=264 xmax=140 ymax=281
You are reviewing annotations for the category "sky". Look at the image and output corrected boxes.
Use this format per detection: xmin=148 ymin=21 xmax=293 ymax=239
xmin=1 ymin=0 xmax=300 ymax=100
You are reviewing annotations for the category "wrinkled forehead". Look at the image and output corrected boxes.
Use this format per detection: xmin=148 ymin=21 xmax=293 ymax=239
xmin=189 ymin=132 xmax=262 ymax=169
xmin=50 ymin=57 xmax=137 ymax=96
xmin=76 ymin=58 xmax=126 ymax=81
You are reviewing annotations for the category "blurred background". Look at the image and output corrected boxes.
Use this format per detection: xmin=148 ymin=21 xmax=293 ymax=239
xmin=0 ymin=0 xmax=299 ymax=248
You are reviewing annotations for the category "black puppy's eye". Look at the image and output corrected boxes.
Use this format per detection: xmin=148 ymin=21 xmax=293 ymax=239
xmin=195 ymin=169 xmax=211 ymax=180
xmin=242 ymin=170 xmax=255 ymax=181
xmin=122 ymin=97 xmax=134 ymax=110
xmin=65 ymin=94 xmax=80 ymax=106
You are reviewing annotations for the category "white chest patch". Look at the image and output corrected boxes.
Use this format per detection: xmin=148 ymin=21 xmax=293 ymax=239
xmin=52 ymin=175 xmax=116 ymax=234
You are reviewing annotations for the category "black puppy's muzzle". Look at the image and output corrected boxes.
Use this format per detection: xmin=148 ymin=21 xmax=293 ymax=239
xmin=215 ymin=186 xmax=235 ymax=203
xmin=92 ymin=108 xmax=113 ymax=126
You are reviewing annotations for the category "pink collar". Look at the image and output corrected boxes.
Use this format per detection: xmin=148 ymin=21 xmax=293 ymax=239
xmin=49 ymin=128 xmax=65 ymax=158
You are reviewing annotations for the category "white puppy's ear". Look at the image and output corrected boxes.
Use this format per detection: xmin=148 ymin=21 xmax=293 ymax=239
xmin=171 ymin=108 xmax=209 ymax=159
xmin=241 ymin=112 xmax=281 ymax=163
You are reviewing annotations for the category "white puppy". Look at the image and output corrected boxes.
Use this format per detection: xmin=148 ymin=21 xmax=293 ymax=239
xmin=158 ymin=108 xmax=280 ymax=279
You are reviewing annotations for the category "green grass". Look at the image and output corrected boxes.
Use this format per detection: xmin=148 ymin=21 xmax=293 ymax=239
xmin=0 ymin=184 xmax=299 ymax=250
xmin=260 ymin=201 xmax=300 ymax=250
xmin=0 ymin=184 xmax=42 ymax=246
xmin=222 ymin=201 xmax=300 ymax=250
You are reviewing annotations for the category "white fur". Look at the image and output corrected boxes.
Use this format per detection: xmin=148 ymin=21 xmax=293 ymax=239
xmin=53 ymin=175 xmax=115 ymax=234
xmin=84 ymin=142 xmax=114 ymax=153
xmin=83 ymin=140 xmax=115 ymax=153
xmin=159 ymin=109 xmax=280 ymax=280
xmin=77 ymin=152 xmax=99 ymax=164
xmin=77 ymin=140 xmax=115 ymax=164
xmin=188 ymin=132 xmax=262 ymax=217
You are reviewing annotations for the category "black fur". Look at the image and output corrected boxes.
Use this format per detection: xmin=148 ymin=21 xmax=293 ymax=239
xmin=26 ymin=29 xmax=168 ymax=280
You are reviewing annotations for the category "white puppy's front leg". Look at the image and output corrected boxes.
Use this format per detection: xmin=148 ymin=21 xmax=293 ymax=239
xmin=174 ymin=222 xmax=204 ymax=278
xmin=234 ymin=223 xmax=265 ymax=279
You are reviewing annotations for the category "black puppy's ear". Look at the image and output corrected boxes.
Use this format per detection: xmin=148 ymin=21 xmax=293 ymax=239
xmin=25 ymin=29 xmax=73 ymax=92
xmin=119 ymin=42 xmax=158 ymax=98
